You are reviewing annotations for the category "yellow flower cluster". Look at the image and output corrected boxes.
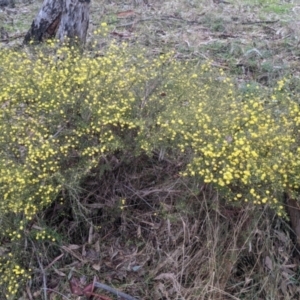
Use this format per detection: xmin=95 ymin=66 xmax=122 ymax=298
xmin=0 ymin=256 xmax=31 ymax=299
xmin=172 ymin=75 xmax=298 ymax=217
xmin=0 ymin=38 xmax=299 ymax=296
xmin=0 ymin=41 xmax=173 ymax=297
xmin=35 ymin=229 xmax=56 ymax=241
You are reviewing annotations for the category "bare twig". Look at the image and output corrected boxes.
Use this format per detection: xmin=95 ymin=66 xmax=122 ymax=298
xmin=30 ymin=239 xmax=48 ymax=300
xmin=44 ymin=253 xmax=64 ymax=270
xmin=43 ymin=288 xmax=71 ymax=300
xmin=26 ymin=284 xmax=33 ymax=300
xmin=0 ymin=32 xmax=26 ymax=43
xmin=241 ymin=19 xmax=279 ymax=25
xmin=113 ymin=15 xmax=206 ymax=28
xmin=94 ymin=281 xmax=139 ymax=300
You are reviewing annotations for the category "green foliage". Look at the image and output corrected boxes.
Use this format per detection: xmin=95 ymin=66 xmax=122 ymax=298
xmin=1 ymin=35 xmax=300 ymax=297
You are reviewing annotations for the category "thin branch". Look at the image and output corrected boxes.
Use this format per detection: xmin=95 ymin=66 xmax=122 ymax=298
xmin=94 ymin=281 xmax=139 ymax=300
xmin=241 ymin=19 xmax=279 ymax=25
xmin=43 ymin=288 xmax=71 ymax=300
xmin=0 ymin=32 xmax=26 ymax=43
xmin=44 ymin=253 xmax=64 ymax=270
xmin=30 ymin=239 xmax=48 ymax=300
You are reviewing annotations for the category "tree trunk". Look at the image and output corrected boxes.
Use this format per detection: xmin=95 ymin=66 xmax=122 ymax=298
xmin=57 ymin=0 xmax=90 ymax=44
xmin=0 ymin=0 xmax=14 ymax=8
xmin=23 ymin=0 xmax=90 ymax=45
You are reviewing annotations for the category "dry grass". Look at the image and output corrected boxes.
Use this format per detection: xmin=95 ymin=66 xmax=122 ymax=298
xmin=23 ymin=153 xmax=300 ymax=300
xmin=88 ymin=0 xmax=300 ymax=85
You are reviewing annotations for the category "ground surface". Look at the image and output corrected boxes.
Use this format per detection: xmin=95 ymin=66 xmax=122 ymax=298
xmin=2 ymin=0 xmax=300 ymax=86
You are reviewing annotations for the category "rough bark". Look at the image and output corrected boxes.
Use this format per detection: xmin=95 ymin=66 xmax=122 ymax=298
xmin=0 ymin=0 xmax=14 ymax=8
xmin=23 ymin=0 xmax=63 ymax=44
xmin=23 ymin=0 xmax=90 ymax=45
xmin=57 ymin=0 xmax=90 ymax=44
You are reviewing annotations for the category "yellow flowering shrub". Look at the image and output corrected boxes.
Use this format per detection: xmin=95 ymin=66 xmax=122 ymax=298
xmin=0 ymin=255 xmax=31 ymax=299
xmin=0 ymin=37 xmax=300 ymax=297
xmin=175 ymin=76 xmax=300 ymax=215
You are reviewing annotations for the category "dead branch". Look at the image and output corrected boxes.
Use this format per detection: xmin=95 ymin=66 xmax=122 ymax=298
xmin=94 ymin=281 xmax=139 ymax=300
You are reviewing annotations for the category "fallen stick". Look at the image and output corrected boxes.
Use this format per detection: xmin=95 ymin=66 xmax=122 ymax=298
xmin=241 ymin=19 xmax=279 ymax=25
xmin=94 ymin=281 xmax=139 ymax=300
